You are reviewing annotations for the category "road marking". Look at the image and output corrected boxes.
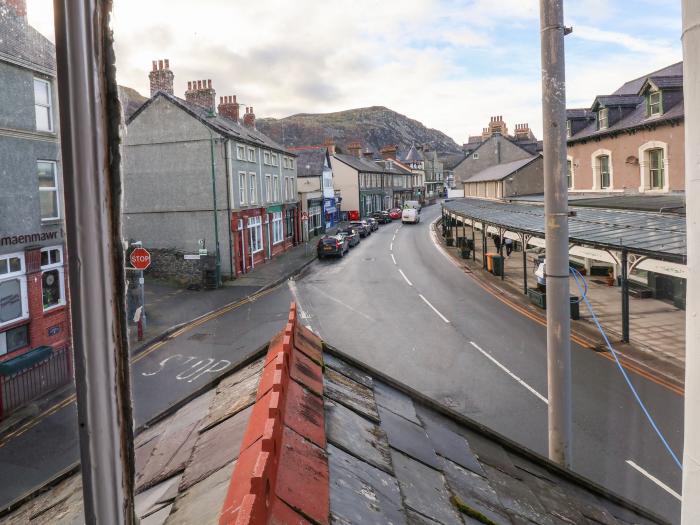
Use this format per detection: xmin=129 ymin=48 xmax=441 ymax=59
xmin=305 ymin=283 xmax=375 ymax=322
xmin=391 ymin=254 xmax=397 ymax=265
xmin=469 ymin=341 xmax=549 ymax=405
xmin=626 ymin=460 xmax=681 ymax=501
xmin=398 ymin=269 xmax=413 ymax=286
xmin=390 ymin=242 xmax=393 ymax=251
xmin=419 ymin=294 xmax=450 ymax=323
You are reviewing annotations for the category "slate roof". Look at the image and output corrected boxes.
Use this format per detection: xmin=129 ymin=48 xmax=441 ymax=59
xmin=334 ymin=153 xmax=412 ymax=175
xmin=441 ymin=153 xmax=468 ymax=170
xmin=464 ymin=156 xmax=540 ymax=183
xmin=127 ymin=92 xmax=294 ymax=156
xmin=566 ymin=108 xmax=593 ymax=119
xmin=0 ymin=8 xmax=55 ymax=75
xmin=3 ymin=305 xmax=669 ymax=525
xmin=568 ymin=63 xmax=684 ymax=144
xmin=403 ymin=144 xmax=424 ymax=163
xmin=293 ymin=147 xmax=328 ymax=177
xmin=644 ymin=75 xmax=684 ymax=91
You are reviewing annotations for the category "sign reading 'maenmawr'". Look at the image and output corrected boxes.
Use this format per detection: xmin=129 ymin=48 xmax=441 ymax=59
xmin=1 ymin=230 xmax=61 ymax=246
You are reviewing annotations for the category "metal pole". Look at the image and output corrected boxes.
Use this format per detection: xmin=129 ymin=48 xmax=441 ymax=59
xmin=209 ymin=134 xmax=222 ymax=287
xmin=53 ymin=1 xmax=134 ymax=522
xmin=539 ymin=0 xmax=572 ymax=467
xmin=482 ymin=224 xmax=487 ymax=269
xmin=139 ymin=269 xmax=146 ymax=329
xmin=471 ymin=219 xmax=476 ymax=261
xmin=621 ymin=249 xmax=629 ymax=343
xmin=682 ymin=1 xmax=700 ymax=520
xmin=522 ymin=235 xmax=528 ymax=294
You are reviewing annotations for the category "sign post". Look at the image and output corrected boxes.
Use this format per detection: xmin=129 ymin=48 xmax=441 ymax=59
xmin=130 ymin=246 xmax=151 ymax=329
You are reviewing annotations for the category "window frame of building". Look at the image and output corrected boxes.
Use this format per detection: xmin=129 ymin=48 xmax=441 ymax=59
xmin=239 ymin=171 xmax=247 ymax=205
xmin=247 ymin=147 xmax=256 ymax=162
xmin=38 ymin=160 xmax=60 ymax=221
xmin=34 ymin=77 xmax=54 ymax=132
xmin=265 ymin=174 xmax=272 ymax=202
xmin=590 ymin=149 xmax=614 ymax=191
xmin=648 ymin=148 xmax=664 ymax=189
xmin=598 ymin=108 xmax=608 ymax=130
xmin=598 ymin=155 xmax=611 ymax=189
xmin=272 ymin=211 xmax=284 ymax=244
xmin=646 ymin=90 xmax=662 ymax=117
xmin=248 ymin=172 xmax=257 ymax=204
xmin=0 ymin=323 xmax=29 ymax=357
xmin=288 ymin=158 xmax=294 ymax=170
xmin=248 ymin=216 xmax=263 ymax=253
xmin=288 ymin=177 xmax=295 ymax=200
xmin=264 ymin=151 xmax=271 ymax=165
xmin=285 ymin=209 xmax=294 ymax=238
xmin=472 ymin=153 xmax=479 ymax=160
xmin=41 ymin=245 xmax=66 ymax=311
xmin=236 ymin=144 xmax=245 ymax=160
xmin=271 ymin=153 xmax=278 ymax=166
xmin=273 ymin=175 xmax=280 ymax=202
xmin=566 ymin=156 xmax=574 ymax=190
xmin=0 ymin=252 xmax=29 ymax=329
xmin=566 ymin=120 xmax=571 ymax=138
xmin=638 ymin=141 xmax=669 ymax=192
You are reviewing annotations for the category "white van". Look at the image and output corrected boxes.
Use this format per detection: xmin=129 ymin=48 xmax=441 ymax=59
xmin=401 ymin=208 xmax=420 ymax=224
xmin=404 ymin=200 xmax=421 ymax=211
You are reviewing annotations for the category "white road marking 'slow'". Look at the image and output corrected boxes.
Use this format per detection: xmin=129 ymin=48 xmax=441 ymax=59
xmin=390 ymin=243 xmax=393 ymax=251
xmin=398 ymin=269 xmax=413 ymax=286
xmin=626 ymin=460 xmax=681 ymax=501
xmin=419 ymin=294 xmax=450 ymax=323
xmin=469 ymin=341 xmax=549 ymax=404
xmin=391 ymin=254 xmax=397 ymax=265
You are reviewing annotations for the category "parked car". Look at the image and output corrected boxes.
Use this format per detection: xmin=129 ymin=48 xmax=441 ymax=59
xmin=349 ymin=220 xmax=372 ymax=237
xmin=404 ymin=200 xmax=421 ymax=211
xmin=363 ymin=217 xmax=379 ymax=231
xmin=338 ymin=226 xmax=361 ymax=247
xmin=388 ymin=208 xmax=402 ymax=220
xmin=317 ymin=234 xmax=349 ymax=258
xmin=402 ymin=208 xmax=420 ymax=224
xmin=372 ymin=211 xmax=391 ymax=224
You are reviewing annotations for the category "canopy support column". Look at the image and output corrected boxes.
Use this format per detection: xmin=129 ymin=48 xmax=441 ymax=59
xmin=621 ymin=249 xmax=630 ymax=343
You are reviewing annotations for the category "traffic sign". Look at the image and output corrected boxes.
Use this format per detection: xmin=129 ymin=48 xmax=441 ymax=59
xmin=130 ymin=247 xmax=151 ymax=270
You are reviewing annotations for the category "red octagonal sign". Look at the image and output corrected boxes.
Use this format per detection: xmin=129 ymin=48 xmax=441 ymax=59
xmin=130 ymin=247 xmax=151 ymax=270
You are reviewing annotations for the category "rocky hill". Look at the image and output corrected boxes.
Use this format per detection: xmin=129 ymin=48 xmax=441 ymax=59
xmin=118 ymin=85 xmax=148 ymax=119
xmin=257 ymin=106 xmax=461 ymax=155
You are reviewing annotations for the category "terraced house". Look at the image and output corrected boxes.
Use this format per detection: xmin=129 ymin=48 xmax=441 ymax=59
xmin=566 ymin=62 xmax=685 ymax=194
xmin=123 ymin=60 xmax=299 ymax=282
xmin=0 ymin=0 xmax=72 ymax=417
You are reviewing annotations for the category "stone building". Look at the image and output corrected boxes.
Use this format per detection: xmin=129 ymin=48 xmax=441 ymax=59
xmin=123 ymin=60 xmax=299 ymax=283
xmin=290 ymin=146 xmax=337 ymax=239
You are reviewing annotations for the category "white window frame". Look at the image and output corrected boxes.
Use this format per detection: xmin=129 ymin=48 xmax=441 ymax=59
xmin=265 ymin=174 xmax=272 ymax=202
xmin=0 ymin=252 xmax=29 ymax=329
xmin=38 ymin=160 xmax=60 ymax=221
xmin=289 ymin=177 xmax=295 ymax=200
xmin=0 ymin=323 xmax=30 ymax=357
xmin=264 ymin=151 xmax=271 ymax=165
xmin=236 ymin=144 xmax=245 ymax=160
xmin=598 ymin=108 xmax=608 ymax=130
xmin=289 ymin=158 xmax=294 ymax=170
xmin=34 ymin=77 xmax=53 ymax=132
xmin=40 ymin=245 xmax=66 ymax=312
xmin=638 ymin=141 xmax=669 ymax=193
xmin=271 ymin=153 xmax=278 ymax=166
xmin=272 ymin=211 xmax=284 ymax=244
xmin=590 ymin=148 xmax=615 ymax=191
xmin=239 ymin=171 xmax=247 ymax=205
xmin=248 ymin=172 xmax=257 ymax=204
xmin=248 ymin=216 xmax=263 ymax=253
xmin=273 ymin=175 xmax=280 ymax=202
xmin=247 ymin=147 xmax=256 ymax=162
xmin=566 ymin=155 xmax=574 ymax=190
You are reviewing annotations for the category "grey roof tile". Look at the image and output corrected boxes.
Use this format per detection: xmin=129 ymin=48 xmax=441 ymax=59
xmin=405 ymin=509 xmax=446 ymax=525
xmin=325 ymin=399 xmax=393 ymax=474
xmin=378 ymin=405 xmax=440 ymax=470
xmin=295 ymin=147 xmax=327 ymax=177
xmin=324 ymin=366 xmax=380 ymax=422
xmin=198 ymin=360 xmax=260 ymax=432
xmin=441 ymin=458 xmax=508 ymax=524
xmin=374 ymin=380 xmax=420 ymax=424
xmin=464 ymin=156 xmax=539 ymax=183
xmin=324 ymin=353 xmax=375 ymax=389
xmin=417 ymin=408 xmax=483 ymax=476
xmin=0 ymin=11 xmax=55 ymax=75
xmin=482 ymin=464 xmax=556 ymax=525
xmin=613 ymin=62 xmax=683 ymax=95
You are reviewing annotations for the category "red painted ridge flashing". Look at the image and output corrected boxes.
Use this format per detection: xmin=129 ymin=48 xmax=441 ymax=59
xmin=220 ymin=303 xmax=329 ymax=525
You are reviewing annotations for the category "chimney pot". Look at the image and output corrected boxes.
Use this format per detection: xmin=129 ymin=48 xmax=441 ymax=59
xmin=152 ymin=60 xmax=157 ymax=71
xmin=149 ymin=58 xmax=175 ymax=97
xmin=164 ymin=59 xmax=169 ymax=68
xmin=158 ymin=59 xmax=164 ymax=70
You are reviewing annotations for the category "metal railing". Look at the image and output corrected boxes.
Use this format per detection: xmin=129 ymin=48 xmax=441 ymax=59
xmin=0 ymin=346 xmax=73 ymax=419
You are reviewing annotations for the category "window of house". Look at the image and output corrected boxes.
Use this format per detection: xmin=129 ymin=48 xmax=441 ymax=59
xmin=249 ymin=173 xmax=257 ymax=204
xmin=239 ymin=171 xmax=247 ymax=205
xmin=567 ymin=159 xmax=573 ymax=189
xmin=0 ymin=324 xmax=29 ymax=357
xmin=0 ymin=253 xmax=28 ymax=328
xmin=566 ymin=120 xmax=571 ymax=138
xmin=265 ymin=174 xmax=272 ymax=202
xmin=264 ymin=151 xmax=271 ymax=165
xmin=648 ymin=148 xmax=664 ymax=189
xmin=289 ymin=158 xmax=294 ymax=170
xmin=598 ymin=155 xmax=610 ymax=189
xmin=598 ymin=108 xmax=608 ymax=130
xmin=247 ymin=147 xmax=255 ymax=162
xmin=647 ymin=91 xmax=662 ymax=117
xmin=34 ymin=78 xmax=53 ymax=132
xmin=273 ymin=175 xmax=280 ymax=201
xmin=272 ymin=211 xmax=283 ymax=244
xmin=38 ymin=160 xmax=60 ymax=221
xmin=248 ymin=216 xmax=263 ymax=253
xmin=271 ymin=153 xmax=278 ymax=166
xmin=285 ymin=209 xmax=294 ymax=237
xmin=236 ymin=144 xmax=245 ymax=160
xmin=41 ymin=246 xmax=65 ymax=311
xmin=288 ymin=177 xmax=295 ymax=200
xmin=472 ymin=153 xmax=479 ymax=160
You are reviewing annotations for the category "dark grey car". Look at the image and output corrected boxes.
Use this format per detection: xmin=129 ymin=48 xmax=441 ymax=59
xmin=317 ymin=234 xmax=349 ymax=258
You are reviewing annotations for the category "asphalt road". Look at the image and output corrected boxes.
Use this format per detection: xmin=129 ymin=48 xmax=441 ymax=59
xmin=0 ymin=284 xmax=293 ymax=510
xmin=290 ymin=203 xmax=684 ymax=523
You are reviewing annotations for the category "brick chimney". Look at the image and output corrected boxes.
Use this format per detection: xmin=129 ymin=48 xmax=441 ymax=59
xmin=347 ymin=142 xmax=362 ymax=158
xmin=243 ymin=106 xmax=256 ymax=128
xmin=513 ymin=123 xmax=534 ymax=141
xmin=380 ymin=144 xmax=398 ymax=160
xmin=185 ymin=79 xmax=216 ymax=113
xmin=2 ymin=0 xmax=27 ymax=18
xmin=218 ymin=95 xmax=240 ymax=122
xmin=323 ymin=137 xmax=336 ymax=155
xmin=362 ymin=148 xmax=374 ymax=160
xmin=148 ymin=59 xmax=174 ymax=97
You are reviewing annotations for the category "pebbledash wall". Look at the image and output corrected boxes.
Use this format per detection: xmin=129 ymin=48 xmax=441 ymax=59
xmin=0 ymin=12 xmax=71 ymax=364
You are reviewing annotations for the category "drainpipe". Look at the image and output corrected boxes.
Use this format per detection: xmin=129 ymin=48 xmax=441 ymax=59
xmin=224 ymin=140 xmax=235 ymax=279
xmin=682 ymin=0 xmax=700 ymax=521
xmin=206 ymin=125 xmax=222 ymax=288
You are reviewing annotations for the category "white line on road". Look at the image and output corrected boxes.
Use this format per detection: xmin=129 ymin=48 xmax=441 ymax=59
xmin=390 ymin=242 xmax=393 ymax=251
xmin=391 ymin=254 xmax=397 ymax=265
xmin=419 ymin=294 xmax=450 ymax=323
xmin=469 ymin=341 xmax=549 ymax=405
xmin=398 ymin=269 xmax=413 ymax=286
xmin=626 ymin=460 xmax=681 ymax=501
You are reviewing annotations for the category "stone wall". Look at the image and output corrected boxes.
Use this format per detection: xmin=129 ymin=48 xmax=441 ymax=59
xmin=145 ymin=248 xmax=205 ymax=285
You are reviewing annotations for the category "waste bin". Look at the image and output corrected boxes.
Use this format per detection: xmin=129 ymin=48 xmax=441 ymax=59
xmin=491 ymin=255 xmax=504 ymax=276
xmin=486 ymin=253 xmax=494 ymax=272
xmin=527 ymin=287 xmax=546 ymax=309
xmin=570 ymin=296 xmax=580 ymax=320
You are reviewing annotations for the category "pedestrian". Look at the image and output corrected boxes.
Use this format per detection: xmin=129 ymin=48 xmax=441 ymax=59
xmin=493 ymin=235 xmax=501 ymax=252
xmin=504 ymin=237 xmax=513 ymax=256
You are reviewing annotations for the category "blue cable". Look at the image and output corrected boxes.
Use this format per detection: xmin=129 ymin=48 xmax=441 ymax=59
xmin=569 ymin=266 xmax=683 ymax=471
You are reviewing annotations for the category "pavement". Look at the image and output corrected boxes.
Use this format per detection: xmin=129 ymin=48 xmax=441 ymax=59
xmin=290 ymin=203 xmax=684 ymax=523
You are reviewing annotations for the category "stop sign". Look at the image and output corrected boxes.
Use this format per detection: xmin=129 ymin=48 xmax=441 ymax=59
xmin=130 ymin=247 xmax=151 ymax=270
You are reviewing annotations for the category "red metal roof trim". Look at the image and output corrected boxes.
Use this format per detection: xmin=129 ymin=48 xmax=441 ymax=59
xmin=219 ymin=303 xmax=329 ymax=525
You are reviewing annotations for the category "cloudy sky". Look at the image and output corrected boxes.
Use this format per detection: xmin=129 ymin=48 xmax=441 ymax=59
xmin=28 ymin=0 xmax=681 ymax=145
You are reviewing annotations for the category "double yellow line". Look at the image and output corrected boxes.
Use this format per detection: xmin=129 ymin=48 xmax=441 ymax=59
xmin=0 ymin=284 xmax=282 ymax=448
